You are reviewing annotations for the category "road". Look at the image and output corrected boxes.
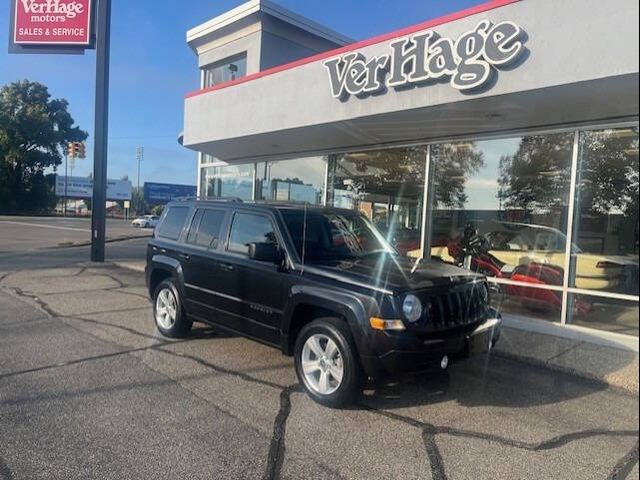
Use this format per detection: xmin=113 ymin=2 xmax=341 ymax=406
xmin=0 ymin=216 xmax=151 ymax=254
xmin=0 ymin=220 xmax=638 ymax=479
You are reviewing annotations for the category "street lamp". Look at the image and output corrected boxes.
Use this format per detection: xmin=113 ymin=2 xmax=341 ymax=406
xmin=136 ymin=146 xmax=144 ymax=214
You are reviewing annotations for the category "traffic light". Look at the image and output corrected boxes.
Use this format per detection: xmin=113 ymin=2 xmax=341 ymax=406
xmin=67 ymin=142 xmax=77 ymax=158
xmin=77 ymin=142 xmax=86 ymax=159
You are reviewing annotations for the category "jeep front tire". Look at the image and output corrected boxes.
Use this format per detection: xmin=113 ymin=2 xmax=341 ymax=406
xmin=294 ymin=317 xmax=363 ymax=408
xmin=153 ymin=278 xmax=192 ymax=338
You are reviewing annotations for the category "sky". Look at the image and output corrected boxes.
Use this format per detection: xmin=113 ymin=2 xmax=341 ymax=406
xmin=0 ymin=0 xmax=486 ymax=187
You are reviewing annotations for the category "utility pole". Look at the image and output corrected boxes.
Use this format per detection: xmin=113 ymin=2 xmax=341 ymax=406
xmin=136 ymin=146 xmax=144 ymax=214
xmin=64 ymin=150 xmax=68 ymax=217
xmin=90 ymin=0 xmax=112 ymax=262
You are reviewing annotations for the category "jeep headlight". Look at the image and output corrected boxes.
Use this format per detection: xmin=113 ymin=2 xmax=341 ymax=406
xmin=402 ymin=294 xmax=422 ymax=323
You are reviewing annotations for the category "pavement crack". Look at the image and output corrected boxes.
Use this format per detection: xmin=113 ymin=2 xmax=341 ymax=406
xmin=608 ymin=440 xmax=639 ymax=480
xmin=0 ymin=455 xmax=12 ymax=480
xmin=104 ymin=287 xmax=150 ymax=301
xmin=73 ymin=266 xmax=88 ymax=276
xmin=0 ymin=341 xmax=176 ymax=381
xmin=360 ymin=403 xmax=639 ymax=479
xmin=0 ymin=317 xmax=50 ymax=329
xmin=65 ymin=314 xmax=161 ymax=340
xmin=155 ymin=347 xmax=287 ymax=391
xmin=545 ymin=341 xmax=585 ymax=363
xmin=4 ymin=286 xmax=57 ymax=317
xmin=422 ymin=428 xmax=447 ymax=480
xmin=99 ymin=273 xmax=128 ymax=289
xmin=262 ymin=385 xmax=298 ymax=480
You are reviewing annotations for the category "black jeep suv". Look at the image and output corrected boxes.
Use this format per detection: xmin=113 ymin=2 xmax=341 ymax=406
xmin=146 ymin=198 xmax=501 ymax=407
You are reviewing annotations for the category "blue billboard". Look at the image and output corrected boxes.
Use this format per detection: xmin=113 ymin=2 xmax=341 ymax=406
xmin=143 ymin=182 xmax=196 ymax=204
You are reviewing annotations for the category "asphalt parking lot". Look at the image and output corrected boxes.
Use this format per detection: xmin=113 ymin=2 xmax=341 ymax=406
xmin=0 ymin=263 xmax=638 ymax=480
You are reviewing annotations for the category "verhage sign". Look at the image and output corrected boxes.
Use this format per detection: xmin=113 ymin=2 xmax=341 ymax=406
xmin=324 ymin=20 xmax=526 ymax=98
xmin=13 ymin=0 xmax=92 ymax=45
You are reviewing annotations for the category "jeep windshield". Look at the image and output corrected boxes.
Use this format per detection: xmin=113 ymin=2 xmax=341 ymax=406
xmin=280 ymin=209 xmax=397 ymax=262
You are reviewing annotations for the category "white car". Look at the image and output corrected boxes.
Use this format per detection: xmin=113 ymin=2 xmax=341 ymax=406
xmin=132 ymin=215 xmax=159 ymax=229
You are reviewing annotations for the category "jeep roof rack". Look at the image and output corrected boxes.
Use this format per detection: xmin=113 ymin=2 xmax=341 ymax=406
xmin=174 ymin=196 xmax=244 ymax=203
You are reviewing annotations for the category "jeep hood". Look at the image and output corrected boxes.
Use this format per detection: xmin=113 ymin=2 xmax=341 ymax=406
xmin=302 ymin=254 xmax=481 ymax=292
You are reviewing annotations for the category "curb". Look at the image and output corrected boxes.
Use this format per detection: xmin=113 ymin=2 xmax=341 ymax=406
xmin=493 ymin=350 xmax=638 ymax=395
xmin=47 ymin=234 xmax=152 ymax=250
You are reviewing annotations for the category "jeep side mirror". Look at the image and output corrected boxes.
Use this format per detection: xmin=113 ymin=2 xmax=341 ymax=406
xmin=248 ymin=242 xmax=281 ymax=263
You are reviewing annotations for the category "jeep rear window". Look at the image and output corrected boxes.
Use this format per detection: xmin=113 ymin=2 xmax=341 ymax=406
xmin=156 ymin=207 xmax=189 ymax=241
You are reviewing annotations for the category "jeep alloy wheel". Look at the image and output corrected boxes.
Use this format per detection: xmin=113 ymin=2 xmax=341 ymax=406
xmin=155 ymin=287 xmax=177 ymax=330
xmin=301 ymin=333 xmax=344 ymax=395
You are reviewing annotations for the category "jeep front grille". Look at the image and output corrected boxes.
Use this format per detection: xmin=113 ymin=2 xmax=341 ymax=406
xmin=418 ymin=282 xmax=488 ymax=331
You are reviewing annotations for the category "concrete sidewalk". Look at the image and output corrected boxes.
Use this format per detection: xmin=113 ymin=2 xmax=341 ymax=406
xmin=114 ymin=259 xmax=639 ymax=393
xmin=497 ymin=328 xmax=638 ymax=393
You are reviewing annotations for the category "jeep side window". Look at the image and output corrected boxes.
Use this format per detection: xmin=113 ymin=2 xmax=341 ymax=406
xmin=227 ymin=212 xmax=277 ymax=255
xmin=186 ymin=208 xmax=225 ymax=248
xmin=156 ymin=206 xmax=190 ymax=241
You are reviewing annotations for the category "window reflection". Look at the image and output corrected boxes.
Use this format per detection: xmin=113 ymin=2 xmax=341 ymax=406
xmin=330 ymin=147 xmax=427 ymax=257
xmin=203 ymin=53 xmax=247 ymax=87
xmin=201 ymin=164 xmax=254 ymax=201
xmin=571 ymin=128 xmax=639 ymax=295
xmin=430 ymin=134 xmax=574 ymax=321
xmin=256 ymin=157 xmax=327 ymax=205
xmin=569 ymin=294 xmax=639 ymax=337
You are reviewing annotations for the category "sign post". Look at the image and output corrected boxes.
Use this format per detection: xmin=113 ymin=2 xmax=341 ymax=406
xmin=90 ymin=0 xmax=111 ymax=262
xmin=9 ymin=0 xmax=112 ymax=262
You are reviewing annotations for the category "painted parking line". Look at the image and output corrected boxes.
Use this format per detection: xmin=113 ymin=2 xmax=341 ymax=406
xmin=0 ymin=221 xmax=90 ymax=233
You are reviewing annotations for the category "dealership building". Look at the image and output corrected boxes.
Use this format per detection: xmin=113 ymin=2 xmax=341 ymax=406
xmin=181 ymin=0 xmax=639 ymax=349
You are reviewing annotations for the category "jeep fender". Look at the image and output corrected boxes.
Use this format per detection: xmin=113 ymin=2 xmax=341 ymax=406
xmin=281 ymin=285 xmax=380 ymax=355
xmin=149 ymin=254 xmax=186 ymax=299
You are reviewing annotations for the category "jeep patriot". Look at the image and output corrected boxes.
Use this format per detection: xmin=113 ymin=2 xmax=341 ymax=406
xmin=146 ymin=198 xmax=501 ymax=407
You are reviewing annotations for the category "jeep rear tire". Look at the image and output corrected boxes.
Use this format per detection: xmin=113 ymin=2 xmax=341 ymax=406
xmin=294 ymin=317 xmax=363 ymax=408
xmin=153 ymin=278 xmax=192 ymax=338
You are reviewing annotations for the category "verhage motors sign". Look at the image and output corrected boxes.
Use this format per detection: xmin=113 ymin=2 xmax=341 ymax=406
xmin=13 ymin=0 xmax=92 ymax=45
xmin=324 ymin=20 xmax=526 ymax=98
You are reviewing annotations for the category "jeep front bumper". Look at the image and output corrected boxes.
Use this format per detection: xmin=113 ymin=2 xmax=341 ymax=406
xmin=358 ymin=315 xmax=502 ymax=378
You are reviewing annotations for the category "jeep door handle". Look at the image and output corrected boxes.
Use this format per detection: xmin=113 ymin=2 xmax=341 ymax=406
xmin=178 ymin=253 xmax=190 ymax=261
xmin=219 ymin=263 xmax=235 ymax=272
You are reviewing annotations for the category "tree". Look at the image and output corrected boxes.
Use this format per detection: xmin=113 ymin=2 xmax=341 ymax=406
xmin=0 ymin=80 xmax=88 ymax=213
xmin=150 ymin=204 xmax=164 ymax=216
xmin=579 ymin=129 xmax=639 ymax=218
xmin=497 ymin=134 xmax=574 ymax=214
xmin=131 ymin=187 xmax=147 ymax=215
xmin=336 ymin=147 xmax=428 ymax=200
xmin=431 ymin=143 xmax=485 ymax=208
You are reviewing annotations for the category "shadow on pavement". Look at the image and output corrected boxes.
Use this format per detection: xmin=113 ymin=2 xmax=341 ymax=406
xmin=361 ymin=353 xmax=613 ymax=410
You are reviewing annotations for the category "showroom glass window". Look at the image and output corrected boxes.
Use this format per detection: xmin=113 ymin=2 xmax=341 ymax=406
xmin=429 ymin=134 xmax=574 ymax=322
xmin=201 ymin=163 xmax=255 ymax=201
xmin=256 ymin=157 xmax=327 ymax=205
xmin=329 ymin=147 xmax=427 ymax=257
xmin=568 ymin=127 xmax=639 ymax=336
xmin=203 ymin=53 xmax=247 ymax=87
